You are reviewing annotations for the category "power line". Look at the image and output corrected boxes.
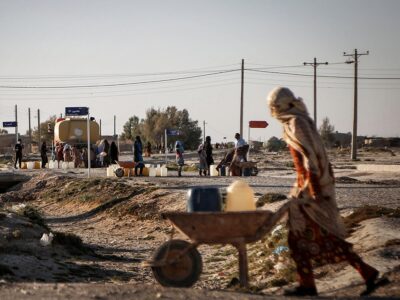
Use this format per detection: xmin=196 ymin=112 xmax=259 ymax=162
xmin=0 ymin=69 xmax=240 ymax=89
xmin=245 ymin=68 xmax=400 ymax=80
xmin=0 ymin=63 xmax=241 ymax=80
xmin=0 ymin=80 xmax=240 ymax=100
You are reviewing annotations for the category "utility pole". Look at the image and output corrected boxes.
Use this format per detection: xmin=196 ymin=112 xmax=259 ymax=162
xmin=28 ymin=108 xmax=32 ymax=153
xmin=99 ymin=119 xmax=102 ymax=138
xmin=203 ymin=120 xmax=206 ymax=142
xmin=37 ymin=109 xmax=41 ymax=146
xmin=240 ymin=59 xmax=244 ymax=137
xmin=344 ymin=49 xmax=369 ymax=161
xmin=15 ymin=105 xmax=18 ymax=143
xmin=113 ymin=115 xmax=116 ymax=138
xmin=303 ymin=57 xmax=328 ymax=126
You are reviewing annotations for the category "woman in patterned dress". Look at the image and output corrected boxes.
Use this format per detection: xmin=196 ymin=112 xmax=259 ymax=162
xmin=267 ymin=87 xmax=386 ymax=296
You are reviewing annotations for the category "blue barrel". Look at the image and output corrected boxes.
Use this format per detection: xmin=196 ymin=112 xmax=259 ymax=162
xmin=187 ymin=187 xmax=222 ymax=212
xmin=242 ymin=168 xmax=252 ymax=176
xmin=219 ymin=166 xmax=226 ymax=176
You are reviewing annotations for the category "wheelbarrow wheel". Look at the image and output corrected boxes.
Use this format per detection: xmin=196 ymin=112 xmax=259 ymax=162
xmin=151 ymin=239 xmax=202 ymax=287
xmin=115 ymin=168 xmax=124 ymax=178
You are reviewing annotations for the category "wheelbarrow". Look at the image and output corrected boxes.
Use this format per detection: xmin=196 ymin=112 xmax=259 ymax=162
xmin=149 ymin=210 xmax=278 ymax=288
xmin=114 ymin=161 xmax=136 ymax=177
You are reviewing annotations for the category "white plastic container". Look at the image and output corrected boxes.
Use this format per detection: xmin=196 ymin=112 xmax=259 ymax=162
xmin=68 ymin=162 xmax=75 ymax=169
xmin=149 ymin=167 xmax=156 ymax=177
xmin=156 ymin=166 xmax=162 ymax=177
xmin=61 ymin=162 xmax=68 ymax=169
xmin=225 ymin=180 xmax=256 ymax=211
xmin=210 ymin=165 xmax=218 ymax=176
xmin=161 ymin=166 xmax=168 ymax=177
xmin=27 ymin=162 xmax=35 ymax=170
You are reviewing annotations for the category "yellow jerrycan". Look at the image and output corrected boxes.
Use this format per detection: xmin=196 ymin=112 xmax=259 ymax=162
xmin=225 ymin=180 xmax=256 ymax=211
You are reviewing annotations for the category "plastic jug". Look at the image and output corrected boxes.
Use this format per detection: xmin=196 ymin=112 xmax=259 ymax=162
xmin=149 ymin=167 xmax=156 ymax=177
xmin=225 ymin=180 xmax=256 ymax=211
xmin=156 ymin=165 xmax=161 ymax=177
xmin=49 ymin=160 xmax=55 ymax=169
xmin=161 ymin=166 xmax=168 ymax=177
xmin=210 ymin=165 xmax=218 ymax=176
xmin=68 ymin=162 xmax=75 ymax=169
xmin=27 ymin=162 xmax=34 ymax=169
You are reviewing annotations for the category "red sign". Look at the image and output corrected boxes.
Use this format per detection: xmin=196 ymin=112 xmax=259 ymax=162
xmin=249 ymin=120 xmax=269 ymax=128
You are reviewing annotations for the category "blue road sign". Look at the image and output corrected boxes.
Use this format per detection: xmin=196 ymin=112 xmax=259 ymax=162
xmin=65 ymin=107 xmax=89 ymax=116
xmin=166 ymin=129 xmax=181 ymax=136
xmin=2 ymin=121 xmax=17 ymax=127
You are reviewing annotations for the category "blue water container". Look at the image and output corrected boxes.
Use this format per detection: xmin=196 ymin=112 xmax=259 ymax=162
xmin=242 ymin=168 xmax=252 ymax=176
xmin=219 ymin=166 xmax=226 ymax=176
xmin=187 ymin=187 xmax=222 ymax=212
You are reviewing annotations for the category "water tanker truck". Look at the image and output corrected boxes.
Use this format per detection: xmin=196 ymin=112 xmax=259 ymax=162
xmin=54 ymin=117 xmax=100 ymax=144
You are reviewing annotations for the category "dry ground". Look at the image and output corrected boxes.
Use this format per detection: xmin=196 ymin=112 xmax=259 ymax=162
xmin=0 ymin=148 xmax=399 ymax=299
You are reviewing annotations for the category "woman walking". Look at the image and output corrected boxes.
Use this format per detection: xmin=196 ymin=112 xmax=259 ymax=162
xmin=267 ymin=87 xmax=387 ymax=296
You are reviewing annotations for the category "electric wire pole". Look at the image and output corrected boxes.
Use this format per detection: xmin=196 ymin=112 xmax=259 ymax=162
xmin=113 ymin=115 xmax=116 ymax=138
xmin=37 ymin=109 xmax=41 ymax=147
xmin=28 ymin=108 xmax=32 ymax=153
xmin=240 ymin=59 xmax=244 ymax=137
xmin=344 ymin=49 xmax=369 ymax=161
xmin=15 ymin=105 xmax=18 ymax=143
xmin=203 ymin=120 xmax=206 ymax=142
xmin=303 ymin=58 xmax=328 ymax=126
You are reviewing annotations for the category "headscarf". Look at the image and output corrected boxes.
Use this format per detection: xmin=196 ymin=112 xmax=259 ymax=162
xmin=267 ymin=87 xmax=346 ymax=238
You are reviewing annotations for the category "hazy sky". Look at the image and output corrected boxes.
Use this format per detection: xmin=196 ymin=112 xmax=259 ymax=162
xmin=1 ymin=0 xmax=399 ymax=143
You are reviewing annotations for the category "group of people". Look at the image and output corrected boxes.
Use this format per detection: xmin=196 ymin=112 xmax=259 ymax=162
xmin=197 ymin=136 xmax=214 ymax=176
xmin=13 ymin=139 xmax=120 ymax=169
xmin=53 ymin=139 xmax=119 ymax=168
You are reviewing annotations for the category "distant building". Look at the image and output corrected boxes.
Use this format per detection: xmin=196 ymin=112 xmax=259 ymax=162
xmin=364 ymin=137 xmax=400 ymax=147
xmin=331 ymin=131 xmax=365 ymax=148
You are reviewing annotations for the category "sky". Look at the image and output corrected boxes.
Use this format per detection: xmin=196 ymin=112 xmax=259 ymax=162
xmin=0 ymin=0 xmax=399 ymax=144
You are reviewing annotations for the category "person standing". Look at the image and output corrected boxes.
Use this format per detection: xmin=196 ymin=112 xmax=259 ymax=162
xmin=175 ymin=141 xmax=184 ymax=177
xmin=40 ymin=141 xmax=48 ymax=168
xmin=134 ymin=136 xmax=144 ymax=176
xmin=71 ymin=145 xmax=82 ymax=168
xmin=63 ymin=143 xmax=72 ymax=162
xmin=197 ymin=143 xmax=207 ymax=176
xmin=267 ymin=87 xmax=386 ymax=296
xmin=109 ymin=141 xmax=119 ymax=164
xmin=56 ymin=142 xmax=64 ymax=168
xmin=204 ymin=136 xmax=214 ymax=175
xmin=103 ymin=139 xmax=110 ymax=167
xmin=14 ymin=138 xmax=23 ymax=169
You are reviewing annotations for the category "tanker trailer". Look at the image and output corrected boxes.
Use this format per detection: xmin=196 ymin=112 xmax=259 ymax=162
xmin=54 ymin=117 xmax=100 ymax=144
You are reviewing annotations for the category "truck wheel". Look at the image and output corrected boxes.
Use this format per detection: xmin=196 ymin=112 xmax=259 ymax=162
xmin=151 ymin=239 xmax=202 ymax=287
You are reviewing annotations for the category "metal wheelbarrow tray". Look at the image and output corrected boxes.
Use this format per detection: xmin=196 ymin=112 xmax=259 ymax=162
xmin=149 ymin=210 xmax=276 ymax=288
